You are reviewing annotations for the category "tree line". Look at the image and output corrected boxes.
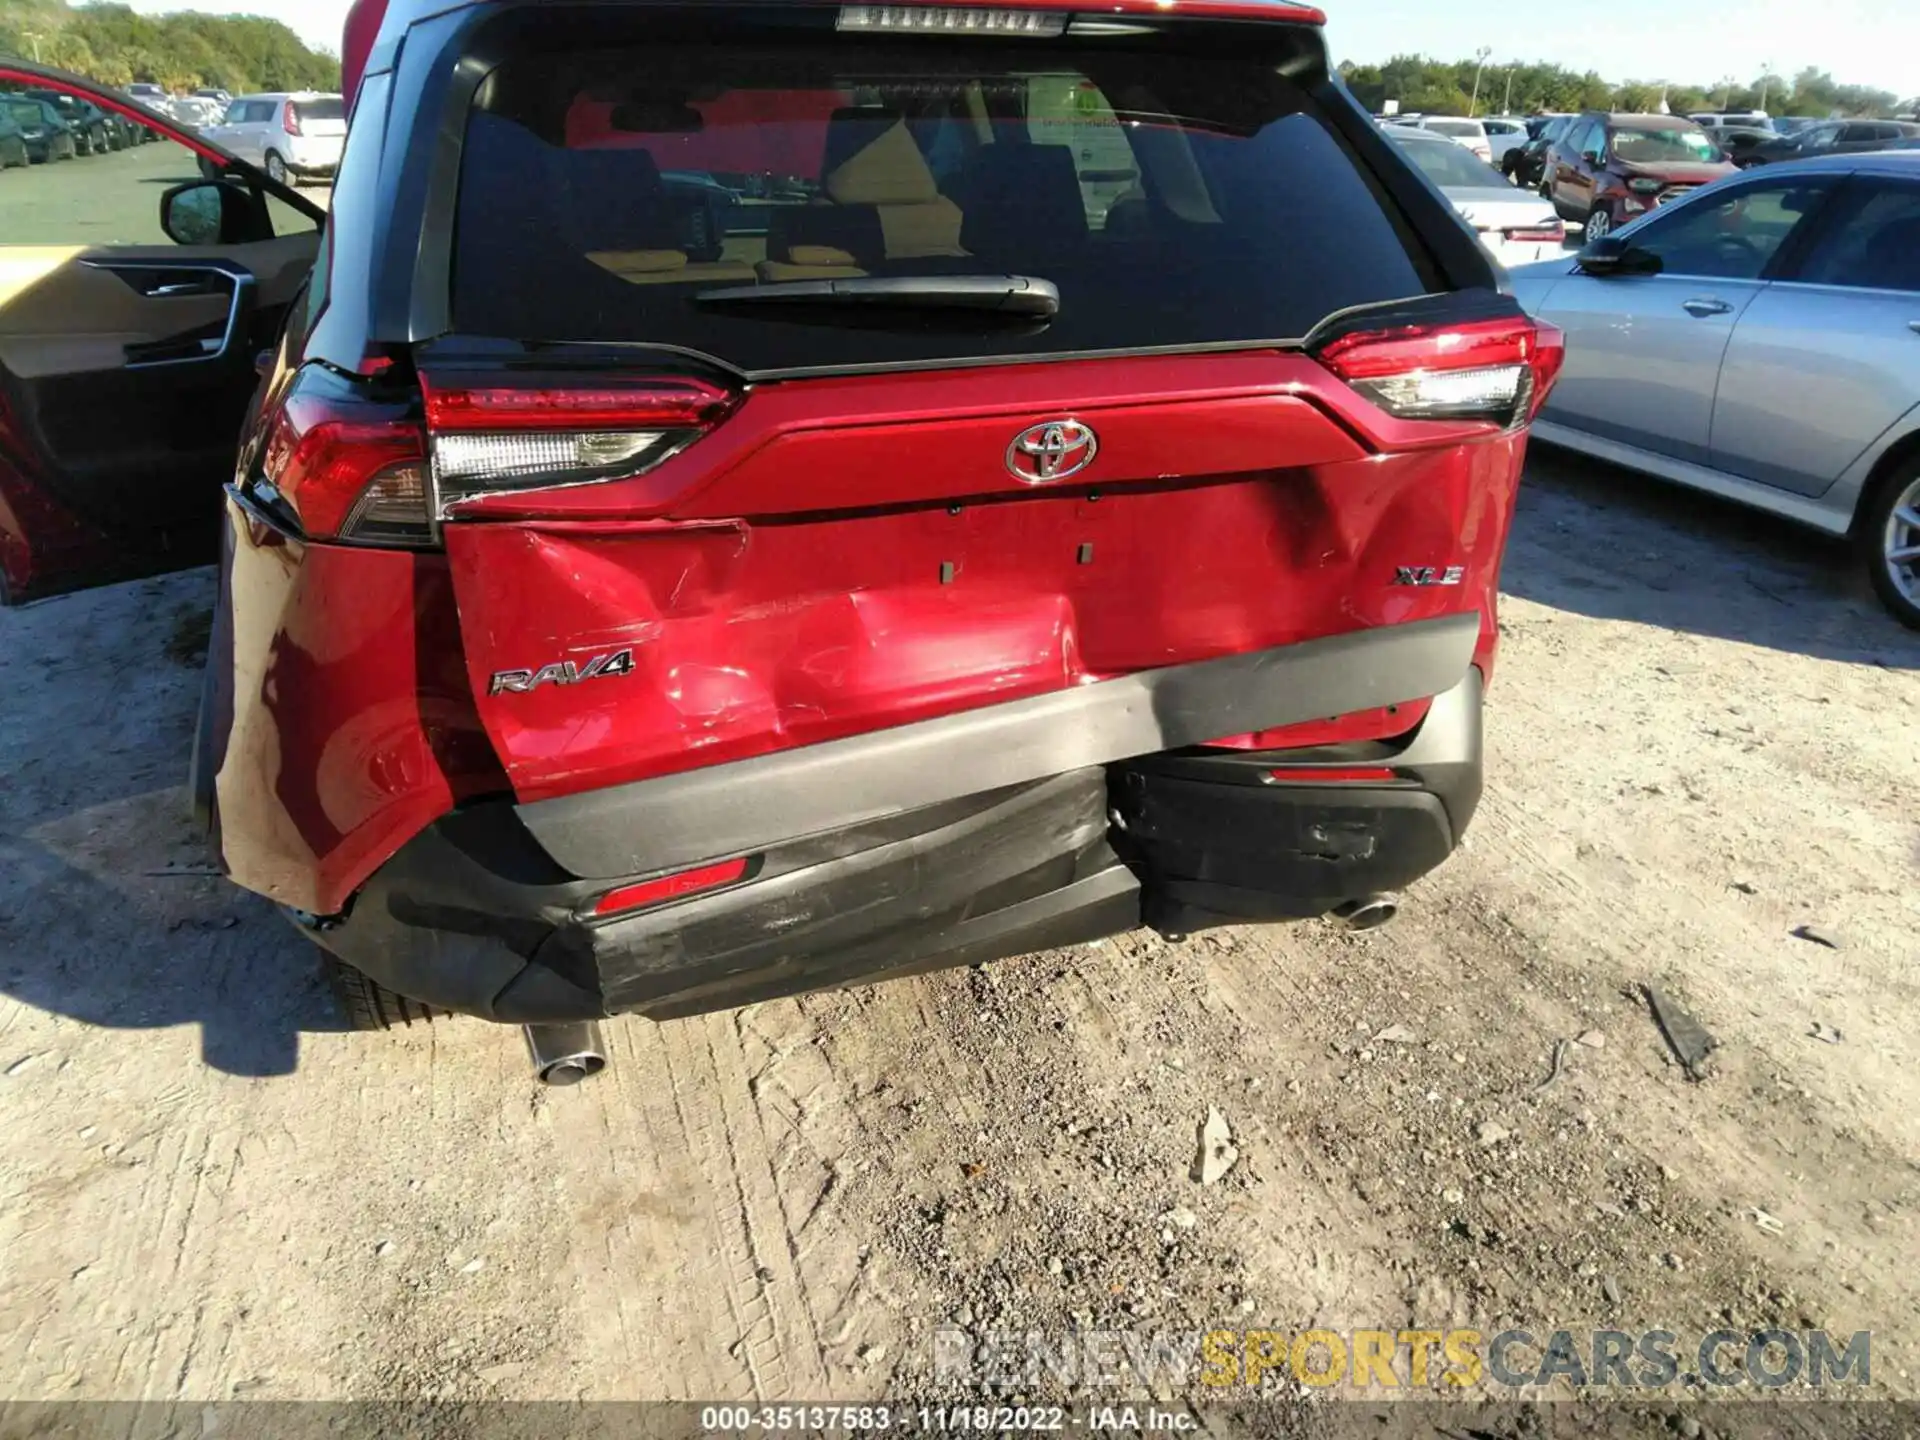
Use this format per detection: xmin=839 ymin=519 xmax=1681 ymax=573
xmin=0 ymin=0 xmax=337 ymax=96
xmin=1337 ymin=56 xmax=1912 ymax=122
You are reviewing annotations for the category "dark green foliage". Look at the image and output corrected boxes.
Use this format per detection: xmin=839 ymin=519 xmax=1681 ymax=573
xmin=1337 ymin=56 xmax=1900 ymax=122
xmin=0 ymin=0 xmax=337 ymax=95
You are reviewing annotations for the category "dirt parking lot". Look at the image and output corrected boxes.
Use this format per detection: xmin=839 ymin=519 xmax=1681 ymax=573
xmin=1 ymin=444 xmax=1915 ymax=1412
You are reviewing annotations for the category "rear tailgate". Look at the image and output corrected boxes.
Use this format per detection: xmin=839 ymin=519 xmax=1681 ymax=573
xmin=418 ymin=4 xmax=1526 ymax=805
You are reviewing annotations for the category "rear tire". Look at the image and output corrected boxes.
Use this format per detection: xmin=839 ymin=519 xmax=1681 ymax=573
xmin=1858 ymin=458 xmax=1920 ymax=630
xmin=264 ymin=149 xmax=288 ymax=184
xmin=1586 ymin=207 xmax=1612 ymax=241
xmin=320 ymin=952 xmax=449 ymax=1031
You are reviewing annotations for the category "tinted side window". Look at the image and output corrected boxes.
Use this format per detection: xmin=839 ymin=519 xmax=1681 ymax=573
xmin=1631 ymin=180 xmax=1832 ymax=280
xmin=1794 ymin=182 xmax=1920 ymax=291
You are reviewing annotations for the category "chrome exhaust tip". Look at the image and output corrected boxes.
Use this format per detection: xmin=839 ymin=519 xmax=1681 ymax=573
xmin=523 ymin=1021 xmax=608 ymax=1086
xmin=1330 ymin=895 xmax=1399 ymax=932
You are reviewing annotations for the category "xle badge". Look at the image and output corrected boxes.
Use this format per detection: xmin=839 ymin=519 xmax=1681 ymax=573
xmin=1393 ymin=566 xmax=1466 ymax=588
xmin=489 ymin=648 xmax=636 ymax=696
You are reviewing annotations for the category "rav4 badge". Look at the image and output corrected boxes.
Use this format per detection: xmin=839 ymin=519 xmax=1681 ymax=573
xmin=489 ymin=648 xmax=636 ymax=696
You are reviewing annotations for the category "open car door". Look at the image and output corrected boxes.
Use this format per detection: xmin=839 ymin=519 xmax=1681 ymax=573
xmin=0 ymin=64 xmax=324 ymax=604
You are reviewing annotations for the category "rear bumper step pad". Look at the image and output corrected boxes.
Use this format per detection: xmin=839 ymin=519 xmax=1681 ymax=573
xmin=516 ymin=611 xmax=1481 ymax=878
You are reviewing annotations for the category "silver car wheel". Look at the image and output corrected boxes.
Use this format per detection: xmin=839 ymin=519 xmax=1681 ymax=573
xmin=1884 ymin=475 xmax=1920 ymax=606
xmin=1586 ymin=208 xmax=1611 ymax=241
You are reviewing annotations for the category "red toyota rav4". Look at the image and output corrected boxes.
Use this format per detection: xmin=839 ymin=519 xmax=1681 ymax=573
xmin=0 ymin=0 xmax=1560 ymax=1082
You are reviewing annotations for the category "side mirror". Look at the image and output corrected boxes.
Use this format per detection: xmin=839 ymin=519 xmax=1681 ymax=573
xmin=161 ymin=180 xmax=268 ymax=246
xmin=1579 ymin=234 xmax=1661 ymax=277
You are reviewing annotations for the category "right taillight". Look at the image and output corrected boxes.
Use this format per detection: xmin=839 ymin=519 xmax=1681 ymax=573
xmin=421 ymin=377 xmax=740 ymax=517
xmin=1315 ymin=317 xmax=1565 ymax=427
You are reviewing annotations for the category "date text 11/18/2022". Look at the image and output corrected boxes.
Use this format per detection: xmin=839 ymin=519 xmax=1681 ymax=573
xmin=698 ymin=1405 xmax=1198 ymax=1432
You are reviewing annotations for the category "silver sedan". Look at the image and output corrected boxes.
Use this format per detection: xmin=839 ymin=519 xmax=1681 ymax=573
xmin=1508 ymin=151 xmax=1920 ymax=627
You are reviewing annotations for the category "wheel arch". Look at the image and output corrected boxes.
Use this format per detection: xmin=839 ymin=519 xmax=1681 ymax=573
xmin=1848 ymin=423 xmax=1920 ymax=538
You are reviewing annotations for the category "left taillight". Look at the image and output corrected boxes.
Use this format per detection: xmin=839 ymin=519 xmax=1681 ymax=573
xmin=281 ymin=99 xmax=302 ymax=137
xmin=1314 ymin=316 xmax=1566 ymax=427
xmin=421 ymin=377 xmax=741 ymax=517
xmin=259 ymin=375 xmax=433 ymax=546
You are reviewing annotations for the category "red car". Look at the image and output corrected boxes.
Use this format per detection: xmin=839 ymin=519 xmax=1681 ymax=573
xmin=1 ymin=0 xmax=1561 ymax=1084
xmin=1543 ymin=112 xmax=1738 ymax=240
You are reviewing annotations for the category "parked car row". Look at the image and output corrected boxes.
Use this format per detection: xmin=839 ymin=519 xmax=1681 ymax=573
xmin=1379 ymin=101 xmax=1920 ymax=628
xmin=0 ymin=87 xmax=154 ymax=166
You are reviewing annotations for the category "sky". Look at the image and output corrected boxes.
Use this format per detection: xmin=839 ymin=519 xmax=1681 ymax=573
xmin=126 ymin=0 xmax=1919 ymax=99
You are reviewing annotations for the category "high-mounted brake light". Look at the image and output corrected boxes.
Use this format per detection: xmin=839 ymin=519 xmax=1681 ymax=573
xmin=422 ymin=378 xmax=741 ymax=517
xmin=837 ymin=4 xmax=1067 ymax=36
xmin=1315 ymin=317 xmax=1565 ymax=427
xmin=593 ymin=857 xmax=750 ymax=918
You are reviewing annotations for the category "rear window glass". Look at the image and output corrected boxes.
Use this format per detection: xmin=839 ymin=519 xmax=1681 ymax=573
xmin=295 ymin=97 xmax=345 ymax=123
xmin=1397 ymin=137 xmax=1500 ymax=188
xmin=449 ymin=33 xmax=1431 ymax=373
xmin=1424 ymin=119 xmax=1482 ymax=139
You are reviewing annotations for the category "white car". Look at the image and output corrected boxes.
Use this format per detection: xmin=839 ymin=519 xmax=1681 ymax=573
xmin=1391 ymin=128 xmax=1566 ymax=268
xmin=170 ymin=96 xmax=224 ymax=130
xmin=1480 ymin=116 xmax=1531 ymax=166
xmin=1397 ymin=115 xmax=1493 ymax=164
xmin=202 ymin=92 xmax=346 ymax=186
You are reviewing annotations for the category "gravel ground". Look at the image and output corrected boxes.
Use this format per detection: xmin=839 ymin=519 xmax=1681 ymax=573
xmin=1 ymin=443 xmax=1915 ymax=1416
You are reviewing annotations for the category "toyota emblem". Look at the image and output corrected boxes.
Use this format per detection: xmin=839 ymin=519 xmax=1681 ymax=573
xmin=1006 ymin=420 xmax=1098 ymax=484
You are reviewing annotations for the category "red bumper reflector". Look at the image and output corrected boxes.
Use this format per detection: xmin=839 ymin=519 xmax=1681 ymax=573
xmin=594 ymin=857 xmax=749 ymax=916
xmin=1263 ymin=766 xmax=1399 ymax=785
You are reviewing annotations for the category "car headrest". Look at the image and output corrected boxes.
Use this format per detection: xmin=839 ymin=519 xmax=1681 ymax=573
xmin=825 ymin=114 xmax=940 ymax=206
xmin=551 ymin=144 xmax=679 ymax=253
xmin=767 ymin=203 xmax=886 ymax=266
xmin=1860 ymin=215 xmax=1920 ymax=287
xmin=958 ymin=144 xmax=1088 ymax=256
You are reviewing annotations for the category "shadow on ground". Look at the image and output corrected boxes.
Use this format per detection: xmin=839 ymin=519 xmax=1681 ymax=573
xmin=0 ymin=571 xmax=346 ymax=1077
xmin=1508 ymin=443 xmax=1920 ymax=669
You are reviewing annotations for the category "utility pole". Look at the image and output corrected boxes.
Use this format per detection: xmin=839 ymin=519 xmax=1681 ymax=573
xmin=1469 ymin=46 xmax=1493 ymax=117
xmin=21 ymin=30 xmax=42 ymax=62
xmin=1502 ymin=68 xmax=1515 ymax=116
xmin=1720 ymin=74 xmax=1736 ymax=108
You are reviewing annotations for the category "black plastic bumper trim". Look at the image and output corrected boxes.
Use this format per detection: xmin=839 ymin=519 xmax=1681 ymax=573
xmin=515 ymin=612 xmax=1481 ymax=879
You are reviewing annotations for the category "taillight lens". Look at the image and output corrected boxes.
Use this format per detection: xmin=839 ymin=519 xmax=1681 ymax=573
xmin=1315 ymin=317 xmax=1566 ymax=427
xmin=260 ymin=384 xmax=431 ymax=545
xmin=282 ymin=99 xmax=301 ymax=137
xmin=422 ymin=377 xmax=740 ymax=516
xmin=1504 ymin=220 xmax=1566 ymax=244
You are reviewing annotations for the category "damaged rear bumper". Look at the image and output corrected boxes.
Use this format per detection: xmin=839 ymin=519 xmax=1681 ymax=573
xmin=300 ymin=617 xmax=1484 ymax=1023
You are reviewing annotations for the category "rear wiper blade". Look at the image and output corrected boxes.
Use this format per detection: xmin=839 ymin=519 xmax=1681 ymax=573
xmin=695 ymin=275 xmax=1059 ymax=318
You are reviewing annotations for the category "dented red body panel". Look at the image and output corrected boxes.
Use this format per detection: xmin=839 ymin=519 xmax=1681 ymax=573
xmin=213 ymin=494 xmax=503 ymax=914
xmin=434 ymin=353 xmax=1523 ymax=803
xmin=211 ymin=349 xmax=1523 ymax=909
